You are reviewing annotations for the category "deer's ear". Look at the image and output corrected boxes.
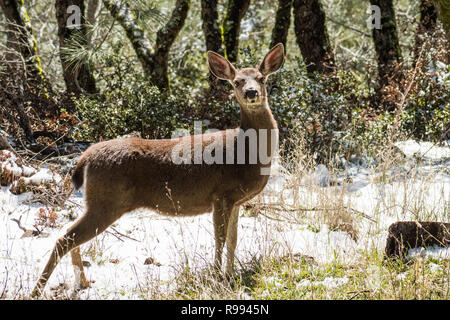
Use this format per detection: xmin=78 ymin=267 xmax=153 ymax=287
xmin=207 ymin=51 xmax=236 ymax=81
xmin=258 ymin=43 xmax=285 ymax=77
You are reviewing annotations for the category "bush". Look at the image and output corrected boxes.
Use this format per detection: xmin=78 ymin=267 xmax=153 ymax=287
xmin=269 ymin=58 xmax=370 ymax=162
xmin=73 ymin=42 xmax=448 ymax=166
xmin=73 ymin=78 xmax=195 ymax=141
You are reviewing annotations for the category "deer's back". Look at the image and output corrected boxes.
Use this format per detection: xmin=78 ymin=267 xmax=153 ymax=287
xmin=79 ymin=134 xmax=270 ymax=216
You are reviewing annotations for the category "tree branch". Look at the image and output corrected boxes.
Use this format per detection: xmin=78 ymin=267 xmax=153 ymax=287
xmin=102 ymin=0 xmax=154 ymax=70
xmin=102 ymin=0 xmax=190 ymax=90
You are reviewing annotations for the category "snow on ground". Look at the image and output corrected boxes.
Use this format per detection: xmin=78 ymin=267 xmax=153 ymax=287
xmin=395 ymin=140 xmax=450 ymax=161
xmin=0 ymin=141 xmax=449 ymax=299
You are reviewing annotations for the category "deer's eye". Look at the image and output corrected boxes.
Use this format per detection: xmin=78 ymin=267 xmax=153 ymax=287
xmin=258 ymin=77 xmax=265 ymax=83
xmin=234 ymin=79 xmax=243 ymax=87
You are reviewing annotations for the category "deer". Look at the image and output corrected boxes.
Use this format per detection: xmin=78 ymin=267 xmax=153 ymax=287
xmin=31 ymin=43 xmax=284 ymax=297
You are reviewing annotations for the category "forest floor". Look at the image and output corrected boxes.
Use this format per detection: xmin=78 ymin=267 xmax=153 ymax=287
xmin=0 ymin=139 xmax=449 ymax=299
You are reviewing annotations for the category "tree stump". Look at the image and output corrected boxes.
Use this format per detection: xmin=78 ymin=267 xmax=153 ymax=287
xmin=385 ymin=221 xmax=450 ymax=259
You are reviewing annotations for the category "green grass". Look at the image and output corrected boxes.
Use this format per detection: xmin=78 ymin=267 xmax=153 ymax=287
xmin=163 ymin=249 xmax=449 ymax=300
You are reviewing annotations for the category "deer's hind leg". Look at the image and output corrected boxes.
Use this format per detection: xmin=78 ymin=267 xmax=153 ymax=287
xmin=31 ymin=206 xmax=120 ymax=297
xmin=70 ymin=247 xmax=90 ymax=290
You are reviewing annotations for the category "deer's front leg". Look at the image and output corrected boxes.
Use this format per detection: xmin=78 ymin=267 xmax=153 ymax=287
xmin=213 ymin=199 xmax=226 ymax=271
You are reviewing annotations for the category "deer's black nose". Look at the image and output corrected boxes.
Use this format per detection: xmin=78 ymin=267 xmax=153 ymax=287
xmin=245 ymin=89 xmax=257 ymax=99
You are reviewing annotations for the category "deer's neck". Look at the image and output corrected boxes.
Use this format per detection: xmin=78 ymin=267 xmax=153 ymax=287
xmin=239 ymin=99 xmax=278 ymax=132
xmin=239 ymin=98 xmax=279 ymax=166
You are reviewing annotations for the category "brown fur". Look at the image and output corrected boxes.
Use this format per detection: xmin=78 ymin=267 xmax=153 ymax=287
xmin=31 ymin=44 xmax=285 ymax=297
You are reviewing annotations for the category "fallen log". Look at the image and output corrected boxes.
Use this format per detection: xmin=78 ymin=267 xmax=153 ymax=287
xmin=385 ymin=221 xmax=450 ymax=259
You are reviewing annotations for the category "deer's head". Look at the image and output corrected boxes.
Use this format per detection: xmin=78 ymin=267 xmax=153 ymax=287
xmin=207 ymin=43 xmax=285 ymax=110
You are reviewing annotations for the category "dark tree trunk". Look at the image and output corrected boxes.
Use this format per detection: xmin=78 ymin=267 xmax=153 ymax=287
xmin=200 ymin=0 xmax=227 ymax=93
xmin=419 ymin=0 xmax=438 ymax=31
xmin=0 ymin=0 xmax=56 ymax=141
xmin=222 ymin=0 xmax=250 ymax=63
xmin=0 ymin=0 xmax=46 ymax=85
xmin=151 ymin=0 xmax=190 ymax=90
xmin=293 ymin=0 xmax=335 ymax=74
xmin=103 ymin=0 xmax=190 ymax=91
xmin=369 ymin=0 xmax=403 ymax=89
xmin=270 ymin=0 xmax=293 ymax=50
xmin=201 ymin=0 xmax=223 ymax=54
xmin=55 ymin=0 xmax=97 ymax=96
xmin=430 ymin=0 xmax=450 ymax=41
xmin=414 ymin=0 xmax=438 ymax=61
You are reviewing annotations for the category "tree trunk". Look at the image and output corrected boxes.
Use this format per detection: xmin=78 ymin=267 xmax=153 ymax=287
xmin=86 ymin=0 xmax=101 ymax=44
xmin=200 ymin=0 xmax=227 ymax=93
xmin=270 ymin=0 xmax=293 ymax=50
xmin=201 ymin=0 xmax=223 ymax=54
xmin=0 ymin=0 xmax=46 ymax=85
xmin=55 ymin=0 xmax=97 ymax=96
xmin=0 ymin=0 xmax=54 ymax=141
xmin=102 ymin=0 xmax=154 ymax=70
xmin=430 ymin=0 xmax=450 ymax=41
xmin=103 ymin=0 xmax=190 ymax=91
xmin=151 ymin=0 xmax=190 ymax=90
xmin=414 ymin=0 xmax=438 ymax=62
xmin=222 ymin=0 xmax=250 ymax=63
xmin=293 ymin=0 xmax=335 ymax=74
xmin=419 ymin=0 xmax=438 ymax=31
xmin=369 ymin=0 xmax=403 ymax=89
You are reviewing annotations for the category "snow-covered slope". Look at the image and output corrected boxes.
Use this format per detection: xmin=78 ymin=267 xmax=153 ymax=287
xmin=0 ymin=141 xmax=449 ymax=299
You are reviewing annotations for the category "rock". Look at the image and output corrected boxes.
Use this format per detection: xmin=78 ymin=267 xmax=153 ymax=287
xmin=82 ymin=261 xmax=91 ymax=267
xmin=0 ymin=133 xmax=11 ymax=150
xmin=281 ymin=253 xmax=316 ymax=265
xmin=144 ymin=257 xmax=161 ymax=266
xmin=385 ymin=221 xmax=450 ymax=259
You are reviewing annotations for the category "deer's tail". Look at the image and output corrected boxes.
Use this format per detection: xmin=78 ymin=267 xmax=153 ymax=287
xmin=72 ymin=155 xmax=88 ymax=190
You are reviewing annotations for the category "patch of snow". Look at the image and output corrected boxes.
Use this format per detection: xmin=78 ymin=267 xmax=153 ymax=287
xmin=407 ymin=246 xmax=450 ymax=260
xmin=22 ymin=168 xmax=61 ymax=185
xmin=395 ymin=140 xmax=450 ymax=161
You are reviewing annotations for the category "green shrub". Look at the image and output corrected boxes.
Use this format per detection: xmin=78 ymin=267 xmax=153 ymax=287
xmin=269 ymin=58 xmax=371 ymax=161
xmin=73 ymin=78 xmax=194 ymax=141
xmin=73 ymin=43 xmax=448 ymax=165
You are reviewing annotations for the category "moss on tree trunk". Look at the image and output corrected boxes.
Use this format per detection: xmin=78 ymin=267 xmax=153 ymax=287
xmin=201 ymin=0 xmax=223 ymax=54
xmin=152 ymin=0 xmax=190 ymax=90
xmin=0 ymin=0 xmax=46 ymax=85
xmin=414 ymin=0 xmax=438 ymax=62
xmin=201 ymin=0 xmax=228 ymax=92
